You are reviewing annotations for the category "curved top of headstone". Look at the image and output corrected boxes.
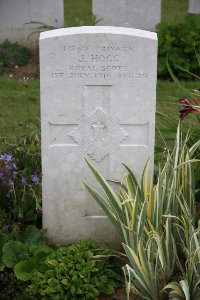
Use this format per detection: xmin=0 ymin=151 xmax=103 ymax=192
xmin=40 ymin=26 xmax=157 ymax=41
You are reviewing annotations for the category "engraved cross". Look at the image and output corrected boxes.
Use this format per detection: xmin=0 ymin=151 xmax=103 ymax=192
xmin=48 ymin=85 xmax=149 ymax=163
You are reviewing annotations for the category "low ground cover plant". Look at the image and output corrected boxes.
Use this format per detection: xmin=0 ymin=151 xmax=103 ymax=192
xmin=26 ymin=240 xmax=122 ymax=300
xmin=0 ymin=226 xmax=122 ymax=300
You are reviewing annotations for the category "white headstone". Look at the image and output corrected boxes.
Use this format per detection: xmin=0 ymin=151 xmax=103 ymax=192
xmin=40 ymin=27 xmax=157 ymax=246
xmin=188 ymin=0 xmax=200 ymax=13
xmin=93 ymin=0 xmax=161 ymax=31
xmin=0 ymin=0 xmax=64 ymax=49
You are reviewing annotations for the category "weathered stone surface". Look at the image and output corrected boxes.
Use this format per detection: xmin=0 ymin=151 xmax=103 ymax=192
xmin=40 ymin=27 xmax=157 ymax=246
xmin=188 ymin=0 xmax=200 ymax=13
xmin=93 ymin=0 xmax=161 ymax=31
xmin=0 ymin=0 xmax=64 ymax=49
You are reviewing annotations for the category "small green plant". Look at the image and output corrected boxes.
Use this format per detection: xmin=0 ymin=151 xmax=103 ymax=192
xmin=157 ymin=14 xmax=200 ymax=79
xmin=0 ymin=225 xmax=48 ymax=274
xmin=0 ymin=40 xmax=31 ymax=68
xmin=0 ymin=226 xmax=51 ymax=299
xmin=25 ymin=15 xmax=98 ymax=38
xmin=24 ymin=21 xmax=58 ymax=40
xmin=26 ymin=240 xmax=122 ymax=300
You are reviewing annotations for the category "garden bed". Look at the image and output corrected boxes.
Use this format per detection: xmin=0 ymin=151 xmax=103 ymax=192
xmin=0 ymin=50 xmax=39 ymax=79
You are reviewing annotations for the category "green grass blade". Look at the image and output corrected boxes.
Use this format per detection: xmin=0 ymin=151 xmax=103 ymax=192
xmin=85 ymin=159 xmax=123 ymax=220
xmin=83 ymin=182 xmax=123 ymax=237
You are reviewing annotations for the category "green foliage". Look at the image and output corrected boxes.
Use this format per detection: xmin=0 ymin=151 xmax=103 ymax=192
xmin=0 ymin=232 xmax=122 ymax=299
xmin=0 ymin=268 xmax=28 ymax=300
xmin=0 ymin=120 xmax=42 ymax=228
xmin=14 ymin=246 xmax=53 ymax=281
xmin=1 ymin=120 xmax=41 ymax=177
xmin=0 ymin=226 xmax=47 ymax=299
xmin=0 ymin=77 xmax=40 ymax=138
xmin=64 ymin=0 xmax=94 ymax=27
xmin=157 ymin=14 xmax=200 ymax=79
xmin=0 ymin=231 xmax=7 ymax=271
xmin=26 ymin=240 xmax=122 ymax=300
xmin=0 ymin=226 xmax=47 ymax=274
xmin=161 ymin=0 xmax=188 ymax=24
xmin=164 ymin=278 xmax=200 ymax=300
xmin=24 ymin=21 xmax=58 ymax=40
xmin=85 ymin=124 xmax=200 ymax=299
xmin=65 ymin=15 xmax=98 ymax=27
xmin=0 ymin=40 xmax=31 ymax=68
xmin=3 ymin=241 xmax=28 ymax=268
xmin=156 ymin=52 xmax=200 ymax=218
xmin=0 ymin=209 xmax=9 ymax=228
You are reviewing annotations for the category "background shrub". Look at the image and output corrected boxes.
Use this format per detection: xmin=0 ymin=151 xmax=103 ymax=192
xmin=0 ymin=40 xmax=31 ymax=67
xmin=157 ymin=14 xmax=200 ymax=79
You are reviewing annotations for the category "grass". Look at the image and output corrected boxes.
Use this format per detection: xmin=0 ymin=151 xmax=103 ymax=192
xmin=0 ymin=77 xmax=199 ymax=139
xmin=161 ymin=0 xmax=188 ymax=23
xmin=0 ymin=0 xmax=199 ymax=140
xmin=0 ymin=78 xmax=40 ymax=138
xmin=63 ymin=0 xmax=189 ymax=26
xmin=64 ymin=0 xmax=94 ymax=27
xmin=156 ymin=79 xmax=200 ymax=159
xmin=156 ymin=80 xmax=200 ymax=114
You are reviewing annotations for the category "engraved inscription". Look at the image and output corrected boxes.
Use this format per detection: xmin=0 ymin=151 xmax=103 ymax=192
xmin=78 ymin=54 xmax=120 ymax=63
xmin=50 ymin=43 xmax=148 ymax=80
xmin=68 ymin=107 xmax=128 ymax=163
xmin=63 ymin=45 xmax=134 ymax=52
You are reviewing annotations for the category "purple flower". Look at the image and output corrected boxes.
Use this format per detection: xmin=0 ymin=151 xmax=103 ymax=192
xmin=8 ymin=59 xmax=16 ymax=66
xmin=5 ymin=154 xmax=13 ymax=162
xmin=2 ymin=224 xmax=10 ymax=231
xmin=0 ymin=153 xmax=17 ymax=189
xmin=12 ymin=163 xmax=16 ymax=169
xmin=0 ymin=154 xmax=13 ymax=162
xmin=6 ymin=189 xmax=13 ymax=198
xmin=21 ymin=176 xmax=27 ymax=185
xmin=5 ymin=164 xmax=11 ymax=171
xmin=3 ymin=178 xmax=9 ymax=186
xmin=12 ymin=171 xmax=17 ymax=179
xmin=31 ymin=174 xmax=40 ymax=185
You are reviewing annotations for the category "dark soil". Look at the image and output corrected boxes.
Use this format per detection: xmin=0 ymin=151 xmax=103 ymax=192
xmin=98 ymin=286 xmax=140 ymax=299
